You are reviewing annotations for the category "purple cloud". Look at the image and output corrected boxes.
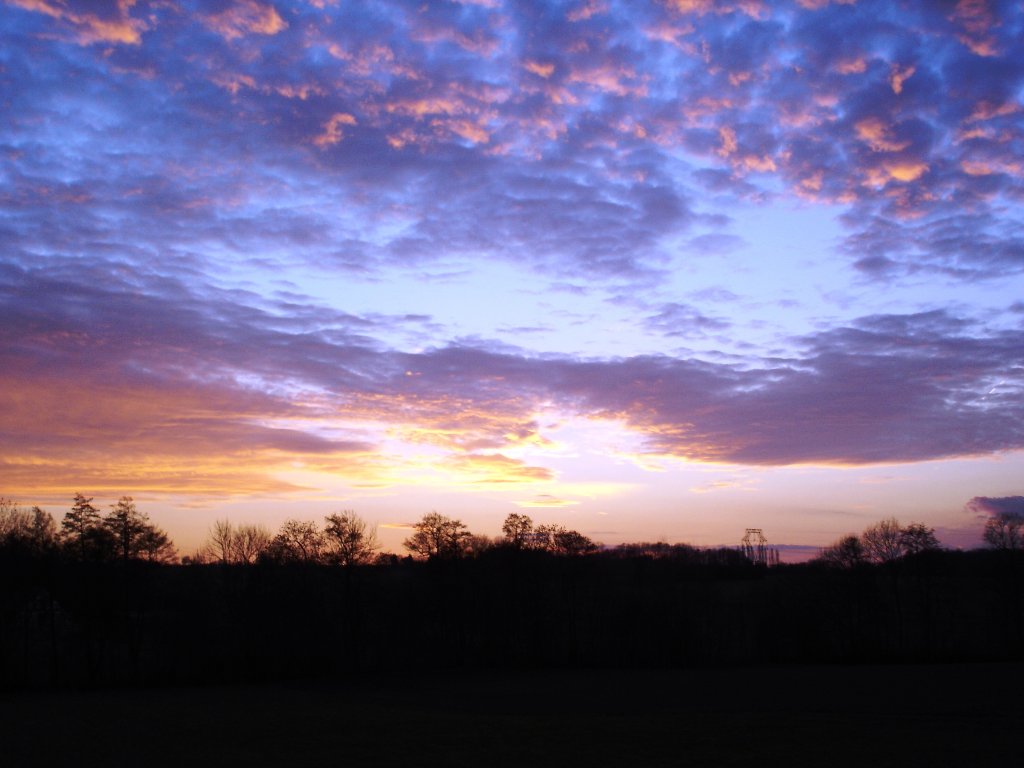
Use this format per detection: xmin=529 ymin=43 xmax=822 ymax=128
xmin=5 ymin=0 xmax=1024 ymax=284
xmin=966 ymin=496 xmax=1024 ymax=517
xmin=3 ymin=0 xmax=1024 ymax=497
xmin=1 ymin=247 xmax=1022 ymax=498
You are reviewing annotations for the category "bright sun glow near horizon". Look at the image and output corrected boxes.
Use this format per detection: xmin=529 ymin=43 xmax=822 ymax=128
xmin=2 ymin=0 xmax=1023 ymax=559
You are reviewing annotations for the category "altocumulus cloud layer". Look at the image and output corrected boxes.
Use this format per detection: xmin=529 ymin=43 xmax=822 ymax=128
xmin=2 ymin=0 xmax=1023 ymax=496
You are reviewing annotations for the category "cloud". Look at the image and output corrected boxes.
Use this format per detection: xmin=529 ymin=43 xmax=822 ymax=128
xmin=514 ymin=494 xmax=579 ymax=508
xmin=7 ymin=0 xmax=1024 ymax=286
xmin=313 ymin=112 xmax=357 ymax=147
xmin=966 ymin=496 xmax=1024 ymax=518
xmin=1 ymin=249 xmax=1023 ymax=499
xmin=645 ymin=302 xmax=731 ymax=338
xmin=4 ymin=0 xmax=1024 ymax=497
xmin=338 ymin=311 xmax=1024 ymax=467
xmin=0 ymin=261 xmax=382 ymax=495
xmin=949 ymin=0 xmax=1001 ymax=56
xmin=203 ymin=0 xmax=288 ymax=41
xmin=392 ymin=310 xmax=1024 ymax=467
xmin=7 ymin=0 xmax=147 ymax=45
xmin=524 ymin=60 xmax=555 ymax=78
xmin=444 ymin=453 xmax=555 ymax=484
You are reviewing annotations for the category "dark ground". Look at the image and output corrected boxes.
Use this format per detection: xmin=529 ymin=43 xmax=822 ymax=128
xmin=2 ymin=663 xmax=1021 ymax=767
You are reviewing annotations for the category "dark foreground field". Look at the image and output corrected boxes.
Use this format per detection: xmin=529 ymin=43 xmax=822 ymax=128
xmin=2 ymin=663 xmax=1022 ymax=768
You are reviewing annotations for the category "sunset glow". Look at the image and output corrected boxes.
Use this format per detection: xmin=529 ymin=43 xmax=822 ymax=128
xmin=2 ymin=0 xmax=1022 ymax=556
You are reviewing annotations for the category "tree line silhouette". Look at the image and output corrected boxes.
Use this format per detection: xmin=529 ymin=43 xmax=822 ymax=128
xmin=1 ymin=494 xmax=175 ymax=564
xmin=1 ymin=494 xmax=1022 ymax=688
xmin=185 ymin=509 xmax=599 ymax=565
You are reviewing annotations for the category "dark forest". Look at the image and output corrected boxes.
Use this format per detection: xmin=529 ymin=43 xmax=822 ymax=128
xmin=2 ymin=497 xmax=1022 ymax=690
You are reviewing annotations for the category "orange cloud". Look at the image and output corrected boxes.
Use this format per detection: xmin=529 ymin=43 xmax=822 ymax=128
xmin=341 ymin=387 xmax=543 ymax=456
xmin=0 ymin=372 xmax=378 ymax=499
xmin=313 ymin=113 xmax=357 ymax=147
xmin=863 ymin=161 xmax=929 ymax=187
xmin=967 ymin=100 xmax=1020 ymax=122
xmin=716 ymin=126 xmax=737 ymax=157
xmin=779 ymin=106 xmax=825 ymax=129
xmin=211 ymin=73 xmax=257 ymax=95
xmin=796 ymin=0 xmax=857 ymax=7
xmin=855 ymin=117 xmax=910 ymax=152
xmin=949 ymin=0 xmax=1000 ymax=56
xmin=961 ymin=160 xmax=992 ymax=176
xmin=567 ymin=64 xmax=647 ymax=97
xmin=327 ymin=43 xmax=349 ymax=60
xmin=327 ymin=43 xmax=420 ymax=83
xmin=682 ymin=96 xmax=734 ymax=126
xmin=543 ymin=84 xmax=580 ymax=107
xmin=666 ymin=0 xmax=766 ymax=17
xmin=385 ymin=129 xmax=420 ymax=150
xmin=836 ymin=57 xmax=867 ymax=74
xmin=886 ymin=163 xmax=928 ymax=182
xmin=667 ymin=0 xmax=716 ymax=12
xmin=0 ymin=457 xmax=310 ymax=499
xmin=889 ymin=64 xmax=915 ymax=94
xmin=443 ymin=453 xmax=554 ymax=484
xmin=714 ymin=128 xmax=777 ymax=173
xmin=211 ymin=74 xmax=322 ymax=100
xmin=514 ymin=494 xmax=579 ymax=508
xmin=739 ymin=154 xmax=776 ymax=173
xmin=275 ymin=84 xmax=322 ymax=100
xmin=204 ymin=0 xmax=287 ymax=41
xmin=380 ymin=89 xmax=496 ymax=147
xmin=960 ymin=158 xmax=1022 ymax=177
xmin=956 ymin=126 xmax=991 ymax=142
xmin=386 ymin=98 xmax=466 ymax=118
xmin=798 ymin=171 xmax=824 ymax=193
xmin=410 ymin=25 xmax=499 ymax=56
xmin=524 ymin=60 xmax=555 ymax=79
xmin=567 ymin=0 xmax=608 ymax=21
xmin=735 ymin=0 xmax=767 ymax=17
xmin=440 ymin=119 xmax=490 ymax=145
xmin=643 ymin=21 xmax=696 ymax=47
xmin=9 ymin=0 xmax=146 ymax=45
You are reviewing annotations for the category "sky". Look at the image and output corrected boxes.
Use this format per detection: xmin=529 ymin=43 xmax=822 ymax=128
xmin=2 ymin=0 xmax=1023 ymax=558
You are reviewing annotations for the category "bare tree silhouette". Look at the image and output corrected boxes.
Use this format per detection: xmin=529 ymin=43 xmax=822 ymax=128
xmin=207 ymin=519 xmax=235 ymax=564
xmin=0 ymin=499 xmax=56 ymax=554
xmin=983 ymin=512 xmax=1024 ymax=550
xmin=323 ymin=511 xmax=378 ymax=567
xmin=403 ymin=512 xmax=472 ymax=559
xmin=501 ymin=513 xmax=534 ymax=549
xmin=268 ymin=519 xmax=325 ymax=563
xmin=533 ymin=523 xmax=598 ymax=555
xmin=816 ymin=534 xmax=867 ymax=568
xmin=899 ymin=522 xmax=940 ymax=555
xmin=862 ymin=518 xmax=906 ymax=563
xmin=231 ymin=524 xmax=272 ymax=564
xmin=817 ymin=519 xmax=939 ymax=567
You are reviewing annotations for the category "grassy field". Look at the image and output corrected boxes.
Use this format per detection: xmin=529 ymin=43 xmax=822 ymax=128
xmin=2 ymin=663 xmax=1021 ymax=767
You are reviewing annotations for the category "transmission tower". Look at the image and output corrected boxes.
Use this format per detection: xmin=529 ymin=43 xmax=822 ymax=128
xmin=741 ymin=528 xmax=779 ymax=566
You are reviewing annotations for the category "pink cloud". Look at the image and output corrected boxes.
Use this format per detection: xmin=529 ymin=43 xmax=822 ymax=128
xmin=8 ymin=0 xmax=147 ymax=45
xmin=204 ymin=0 xmax=288 ymax=41
xmin=313 ymin=113 xmax=357 ymax=147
